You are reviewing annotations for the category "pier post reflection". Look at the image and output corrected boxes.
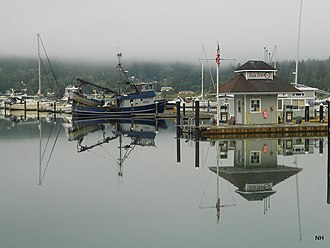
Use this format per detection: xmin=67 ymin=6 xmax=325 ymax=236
xmin=195 ymin=140 xmax=199 ymax=168
xmin=176 ymin=100 xmax=181 ymax=164
xmin=176 ymin=136 xmax=181 ymax=164
xmin=319 ymin=138 xmax=324 ymax=155
xmin=327 ymin=135 xmax=330 ymax=204
xmin=328 ymin=101 xmax=330 ymax=204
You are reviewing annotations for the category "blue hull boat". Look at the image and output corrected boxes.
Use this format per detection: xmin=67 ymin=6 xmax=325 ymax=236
xmin=70 ymin=54 xmax=167 ymax=118
xmin=72 ymin=98 xmax=167 ymax=118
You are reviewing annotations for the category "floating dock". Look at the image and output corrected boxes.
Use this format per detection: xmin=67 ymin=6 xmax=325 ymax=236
xmin=187 ymin=122 xmax=329 ymax=139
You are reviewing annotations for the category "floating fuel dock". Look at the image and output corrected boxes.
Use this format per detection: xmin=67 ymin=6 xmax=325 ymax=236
xmin=175 ymin=100 xmax=330 ymax=140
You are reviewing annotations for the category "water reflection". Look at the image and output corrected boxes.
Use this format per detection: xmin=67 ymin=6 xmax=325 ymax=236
xmin=209 ymin=139 xmax=302 ymax=203
xmin=0 ymin=110 xmax=63 ymax=185
xmin=0 ymin=111 xmax=167 ymax=182
xmin=180 ymin=134 xmax=330 ymax=238
xmin=1 ymin=110 xmax=329 ymax=247
xmin=64 ymin=117 xmax=167 ymax=177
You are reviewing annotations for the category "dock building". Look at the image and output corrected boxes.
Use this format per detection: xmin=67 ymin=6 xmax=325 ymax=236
xmin=219 ymin=60 xmax=301 ymax=124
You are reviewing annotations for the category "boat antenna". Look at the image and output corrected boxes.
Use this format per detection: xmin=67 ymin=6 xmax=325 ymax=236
xmin=117 ymin=52 xmax=122 ymax=66
xmin=295 ymin=0 xmax=303 ymax=85
xmin=115 ymin=53 xmax=139 ymax=93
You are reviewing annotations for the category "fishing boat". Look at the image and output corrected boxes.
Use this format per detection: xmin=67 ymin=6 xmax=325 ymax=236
xmin=70 ymin=53 xmax=166 ymax=118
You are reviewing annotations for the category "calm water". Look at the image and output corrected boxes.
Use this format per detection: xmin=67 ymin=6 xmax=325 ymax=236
xmin=0 ymin=112 xmax=329 ymax=248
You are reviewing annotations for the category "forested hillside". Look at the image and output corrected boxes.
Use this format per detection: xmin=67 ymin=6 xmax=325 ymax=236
xmin=0 ymin=56 xmax=329 ymax=96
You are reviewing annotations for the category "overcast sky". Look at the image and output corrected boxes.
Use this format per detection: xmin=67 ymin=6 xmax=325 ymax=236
xmin=1 ymin=0 xmax=330 ymax=64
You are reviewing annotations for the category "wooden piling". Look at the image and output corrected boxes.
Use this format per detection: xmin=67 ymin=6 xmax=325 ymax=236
xmin=176 ymin=100 xmax=181 ymax=136
xmin=319 ymin=103 xmax=324 ymax=122
xmin=130 ymin=101 xmax=134 ymax=116
xmin=305 ymin=104 xmax=309 ymax=122
xmin=37 ymin=101 xmax=40 ymax=119
xmin=195 ymin=99 xmax=200 ymax=139
xmin=155 ymin=101 xmax=158 ymax=116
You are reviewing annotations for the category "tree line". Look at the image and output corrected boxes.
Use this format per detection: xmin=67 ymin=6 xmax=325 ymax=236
xmin=0 ymin=56 xmax=329 ymax=97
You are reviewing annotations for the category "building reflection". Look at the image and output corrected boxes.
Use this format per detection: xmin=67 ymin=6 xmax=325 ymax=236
xmin=209 ymin=139 xmax=303 ymax=207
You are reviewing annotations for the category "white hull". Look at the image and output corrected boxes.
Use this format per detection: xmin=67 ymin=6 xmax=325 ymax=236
xmin=9 ymin=101 xmax=50 ymax=111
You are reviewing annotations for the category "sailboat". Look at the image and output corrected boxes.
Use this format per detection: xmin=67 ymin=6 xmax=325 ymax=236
xmin=8 ymin=33 xmax=51 ymax=111
xmin=69 ymin=53 xmax=167 ymax=118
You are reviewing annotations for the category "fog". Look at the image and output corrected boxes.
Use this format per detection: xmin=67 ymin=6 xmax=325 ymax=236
xmin=1 ymin=0 xmax=330 ymax=64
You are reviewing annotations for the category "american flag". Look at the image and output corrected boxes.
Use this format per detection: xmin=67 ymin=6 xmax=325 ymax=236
xmin=216 ymin=43 xmax=220 ymax=66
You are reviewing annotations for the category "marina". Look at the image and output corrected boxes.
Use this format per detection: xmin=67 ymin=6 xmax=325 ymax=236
xmin=0 ymin=113 xmax=329 ymax=248
xmin=2 ymin=0 xmax=330 ymax=247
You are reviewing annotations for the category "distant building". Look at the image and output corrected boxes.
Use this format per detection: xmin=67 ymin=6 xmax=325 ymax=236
xmin=160 ymin=86 xmax=173 ymax=92
xmin=220 ymin=60 xmax=301 ymax=124
xmin=178 ymin=91 xmax=194 ymax=95
xmin=278 ymin=83 xmax=318 ymax=118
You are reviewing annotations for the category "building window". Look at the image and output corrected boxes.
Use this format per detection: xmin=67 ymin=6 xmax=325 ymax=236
xmin=237 ymin=100 xmax=241 ymax=113
xmin=250 ymin=151 xmax=261 ymax=165
xmin=292 ymin=93 xmax=305 ymax=96
xmin=278 ymin=99 xmax=283 ymax=111
xmin=292 ymin=99 xmax=305 ymax=109
xmin=250 ymin=99 xmax=261 ymax=113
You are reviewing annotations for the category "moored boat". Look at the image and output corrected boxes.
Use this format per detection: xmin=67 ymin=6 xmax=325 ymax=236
xmin=70 ymin=54 xmax=166 ymax=118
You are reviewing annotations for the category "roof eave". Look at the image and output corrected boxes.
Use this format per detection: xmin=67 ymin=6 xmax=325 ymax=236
xmin=234 ymin=69 xmax=277 ymax=73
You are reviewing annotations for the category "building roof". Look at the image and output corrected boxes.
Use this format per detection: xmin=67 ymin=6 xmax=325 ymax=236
xmin=294 ymin=83 xmax=319 ymax=92
xmin=235 ymin=190 xmax=276 ymax=201
xmin=219 ymin=74 xmax=301 ymax=94
xmin=235 ymin=60 xmax=276 ymax=72
xmin=209 ymin=166 xmax=302 ymax=201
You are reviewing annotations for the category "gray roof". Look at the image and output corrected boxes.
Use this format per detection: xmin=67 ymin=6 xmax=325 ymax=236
xmin=209 ymin=166 xmax=302 ymax=201
xmin=235 ymin=60 xmax=276 ymax=72
xmin=220 ymin=74 xmax=301 ymax=94
xmin=235 ymin=190 xmax=276 ymax=201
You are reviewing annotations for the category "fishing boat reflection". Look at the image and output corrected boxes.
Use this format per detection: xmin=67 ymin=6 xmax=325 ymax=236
xmin=65 ymin=118 xmax=167 ymax=177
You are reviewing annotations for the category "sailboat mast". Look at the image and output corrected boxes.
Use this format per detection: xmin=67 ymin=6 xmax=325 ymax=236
xmin=201 ymin=62 xmax=204 ymax=101
xmin=37 ymin=33 xmax=41 ymax=96
xmin=294 ymin=0 xmax=303 ymax=85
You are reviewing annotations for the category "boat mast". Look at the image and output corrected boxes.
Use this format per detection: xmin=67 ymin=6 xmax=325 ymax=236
xmin=201 ymin=61 xmax=204 ymax=101
xmin=37 ymin=33 xmax=41 ymax=96
xmin=294 ymin=0 xmax=303 ymax=85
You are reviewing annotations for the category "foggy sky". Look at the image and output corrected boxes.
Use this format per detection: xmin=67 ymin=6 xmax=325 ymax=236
xmin=1 ymin=0 xmax=330 ymax=64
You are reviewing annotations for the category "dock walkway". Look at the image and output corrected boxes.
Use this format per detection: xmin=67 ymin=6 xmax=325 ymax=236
xmin=195 ymin=122 xmax=329 ymax=139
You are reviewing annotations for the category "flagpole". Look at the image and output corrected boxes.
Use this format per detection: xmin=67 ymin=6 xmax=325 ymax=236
xmin=216 ymin=42 xmax=220 ymax=126
xmin=216 ymin=63 xmax=220 ymax=126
